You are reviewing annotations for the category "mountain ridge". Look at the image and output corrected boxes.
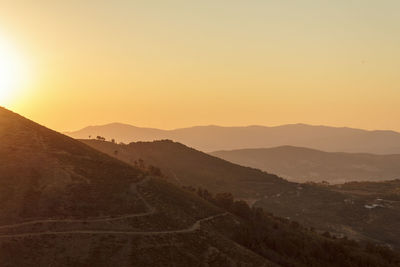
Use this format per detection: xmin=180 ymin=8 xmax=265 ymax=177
xmin=67 ymin=122 xmax=400 ymax=133
xmin=66 ymin=123 xmax=400 ymax=154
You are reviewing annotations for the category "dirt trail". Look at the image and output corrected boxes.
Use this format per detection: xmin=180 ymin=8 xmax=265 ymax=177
xmin=0 ymin=177 xmax=154 ymax=230
xmin=0 ymin=213 xmax=228 ymax=238
xmin=0 ymin=177 xmax=229 ymax=238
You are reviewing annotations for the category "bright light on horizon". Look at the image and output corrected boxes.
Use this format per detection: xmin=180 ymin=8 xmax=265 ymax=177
xmin=0 ymin=34 xmax=30 ymax=107
xmin=1 ymin=2 xmax=399 ymax=132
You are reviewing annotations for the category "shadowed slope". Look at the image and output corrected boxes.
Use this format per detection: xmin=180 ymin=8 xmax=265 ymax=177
xmin=81 ymin=139 xmax=400 ymax=249
xmin=0 ymin=108 xmax=273 ymax=267
xmin=81 ymin=139 xmax=292 ymax=199
xmin=0 ymin=108 xmax=146 ymax=223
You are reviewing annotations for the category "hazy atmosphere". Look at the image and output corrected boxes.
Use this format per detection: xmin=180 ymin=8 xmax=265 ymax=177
xmin=1 ymin=2 xmax=400 ymax=266
xmin=1 ymin=0 xmax=399 ymax=131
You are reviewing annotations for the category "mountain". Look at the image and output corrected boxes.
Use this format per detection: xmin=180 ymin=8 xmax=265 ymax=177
xmin=66 ymin=123 xmax=400 ymax=154
xmin=211 ymin=146 xmax=400 ymax=184
xmin=81 ymin=139 xmax=400 ymax=250
xmin=0 ymin=108 xmax=275 ymax=266
xmin=2 ymin=108 xmax=399 ymax=266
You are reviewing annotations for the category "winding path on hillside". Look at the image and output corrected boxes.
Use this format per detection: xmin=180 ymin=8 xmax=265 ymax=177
xmin=0 ymin=177 xmax=155 ymax=230
xmin=0 ymin=212 xmax=228 ymax=238
xmin=0 ymin=177 xmax=228 ymax=238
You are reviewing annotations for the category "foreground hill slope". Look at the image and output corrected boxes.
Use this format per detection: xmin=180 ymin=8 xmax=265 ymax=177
xmin=211 ymin=146 xmax=400 ymax=183
xmin=67 ymin=123 xmax=400 ymax=154
xmin=82 ymin=139 xmax=400 ymax=249
xmin=0 ymin=108 xmax=273 ymax=266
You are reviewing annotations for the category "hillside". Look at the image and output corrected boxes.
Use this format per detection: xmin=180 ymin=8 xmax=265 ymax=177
xmin=2 ymin=108 xmax=400 ymax=266
xmin=81 ymin=139 xmax=400 ymax=249
xmin=211 ymin=146 xmax=400 ymax=184
xmin=332 ymin=179 xmax=400 ymax=200
xmin=0 ymin=108 xmax=274 ymax=266
xmin=81 ymin=139 xmax=292 ymax=199
xmin=67 ymin=123 xmax=400 ymax=154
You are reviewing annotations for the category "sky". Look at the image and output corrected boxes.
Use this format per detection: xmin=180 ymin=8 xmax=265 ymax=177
xmin=0 ymin=0 xmax=399 ymax=132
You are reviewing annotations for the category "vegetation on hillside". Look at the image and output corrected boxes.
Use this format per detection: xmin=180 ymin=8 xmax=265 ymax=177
xmin=82 ymin=139 xmax=400 ymax=249
xmin=183 ymin=186 xmax=400 ymax=267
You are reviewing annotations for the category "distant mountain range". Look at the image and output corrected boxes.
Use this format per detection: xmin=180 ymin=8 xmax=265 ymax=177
xmin=211 ymin=146 xmax=400 ymax=184
xmin=66 ymin=123 xmax=400 ymax=154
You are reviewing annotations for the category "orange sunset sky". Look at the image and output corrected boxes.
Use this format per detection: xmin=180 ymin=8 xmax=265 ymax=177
xmin=0 ymin=1 xmax=399 ymax=132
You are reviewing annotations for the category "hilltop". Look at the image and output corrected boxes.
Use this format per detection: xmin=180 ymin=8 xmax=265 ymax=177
xmin=67 ymin=123 xmax=400 ymax=154
xmin=211 ymin=146 xmax=400 ymax=184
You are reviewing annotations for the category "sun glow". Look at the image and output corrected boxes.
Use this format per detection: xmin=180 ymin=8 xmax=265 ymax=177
xmin=0 ymin=35 xmax=29 ymax=107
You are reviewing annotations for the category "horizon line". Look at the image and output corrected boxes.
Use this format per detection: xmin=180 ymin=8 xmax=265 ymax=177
xmin=64 ymin=121 xmax=400 ymax=135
